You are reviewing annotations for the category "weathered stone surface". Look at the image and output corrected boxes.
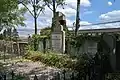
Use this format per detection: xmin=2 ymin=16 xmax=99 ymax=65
xmin=51 ymin=12 xmax=66 ymax=53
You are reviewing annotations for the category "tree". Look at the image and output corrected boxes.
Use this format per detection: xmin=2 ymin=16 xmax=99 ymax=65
xmin=44 ymin=0 xmax=65 ymax=16
xmin=18 ymin=0 xmax=65 ymax=51
xmin=0 ymin=0 xmax=26 ymax=32
xmin=18 ymin=0 xmax=47 ymax=51
xmin=12 ymin=28 xmax=19 ymax=41
xmin=0 ymin=0 xmax=18 ymax=12
xmin=44 ymin=0 xmax=66 ymax=31
xmin=18 ymin=0 xmax=46 ymax=34
xmin=18 ymin=0 xmax=65 ymax=33
xmin=0 ymin=0 xmax=23 ymax=41
xmin=40 ymin=27 xmax=51 ymax=38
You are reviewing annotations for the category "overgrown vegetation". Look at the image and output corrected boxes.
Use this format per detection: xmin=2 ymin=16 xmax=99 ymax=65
xmin=24 ymin=51 xmax=91 ymax=72
xmin=27 ymin=34 xmax=49 ymax=51
xmin=0 ymin=0 xmax=26 ymax=29
xmin=69 ymin=34 xmax=101 ymax=48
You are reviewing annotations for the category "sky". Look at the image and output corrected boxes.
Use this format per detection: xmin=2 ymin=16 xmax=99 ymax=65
xmin=17 ymin=0 xmax=120 ymax=36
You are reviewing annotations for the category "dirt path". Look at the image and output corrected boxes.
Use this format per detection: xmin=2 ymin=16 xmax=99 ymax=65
xmin=8 ymin=61 xmax=61 ymax=80
xmin=0 ymin=53 xmax=61 ymax=80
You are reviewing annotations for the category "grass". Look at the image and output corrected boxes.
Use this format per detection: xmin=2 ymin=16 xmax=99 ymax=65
xmin=24 ymin=51 xmax=76 ymax=69
xmin=24 ymin=51 xmax=87 ymax=71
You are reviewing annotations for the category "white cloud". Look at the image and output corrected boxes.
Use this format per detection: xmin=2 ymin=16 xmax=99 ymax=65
xmin=83 ymin=11 xmax=93 ymax=15
xmin=99 ymin=10 xmax=120 ymax=21
xmin=79 ymin=21 xmax=120 ymax=29
xmin=68 ymin=21 xmax=99 ymax=30
xmin=57 ymin=8 xmax=76 ymax=18
xmin=91 ymin=10 xmax=120 ymax=29
xmin=79 ymin=21 xmax=101 ymax=29
xmin=65 ymin=0 xmax=91 ymax=10
xmin=17 ymin=0 xmax=91 ymax=36
xmin=80 ymin=21 xmax=91 ymax=25
xmin=75 ymin=10 xmax=120 ymax=30
xmin=79 ymin=21 xmax=92 ymax=29
xmin=98 ymin=10 xmax=120 ymax=28
xmin=108 ymin=1 xmax=112 ymax=6
xmin=18 ymin=4 xmax=24 ymax=9
xmin=81 ymin=0 xmax=91 ymax=7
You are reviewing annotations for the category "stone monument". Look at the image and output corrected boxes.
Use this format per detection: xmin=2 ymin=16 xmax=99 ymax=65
xmin=102 ymin=33 xmax=116 ymax=71
xmin=51 ymin=12 xmax=66 ymax=53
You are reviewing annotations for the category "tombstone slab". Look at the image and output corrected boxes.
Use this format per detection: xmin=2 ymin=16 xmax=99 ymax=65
xmin=102 ymin=33 xmax=116 ymax=72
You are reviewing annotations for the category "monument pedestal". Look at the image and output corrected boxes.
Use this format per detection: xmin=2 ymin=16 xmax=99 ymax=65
xmin=51 ymin=31 xmax=65 ymax=53
xmin=51 ymin=12 xmax=66 ymax=53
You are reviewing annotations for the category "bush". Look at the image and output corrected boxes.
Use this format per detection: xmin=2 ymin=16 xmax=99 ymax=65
xmin=24 ymin=51 xmax=75 ymax=68
xmin=24 ymin=51 xmax=90 ymax=71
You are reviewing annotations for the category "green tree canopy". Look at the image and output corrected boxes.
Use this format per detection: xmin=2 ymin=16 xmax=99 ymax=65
xmin=0 ymin=0 xmax=18 ymax=12
xmin=0 ymin=0 xmax=27 ymax=32
xmin=40 ymin=27 xmax=51 ymax=37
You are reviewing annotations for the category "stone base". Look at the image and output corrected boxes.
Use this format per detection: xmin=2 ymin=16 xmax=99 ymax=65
xmin=51 ymin=31 xmax=65 ymax=53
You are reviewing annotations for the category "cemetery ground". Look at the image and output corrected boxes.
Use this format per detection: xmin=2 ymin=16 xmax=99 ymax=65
xmin=0 ymin=52 xmax=62 ymax=80
xmin=1 ymin=50 xmax=120 ymax=80
xmin=0 ymin=50 xmax=85 ymax=80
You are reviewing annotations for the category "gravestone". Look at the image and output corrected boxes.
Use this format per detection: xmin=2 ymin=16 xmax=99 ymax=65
xmin=102 ymin=33 xmax=116 ymax=72
xmin=82 ymin=40 xmax=97 ymax=55
xmin=51 ymin=12 xmax=65 ymax=53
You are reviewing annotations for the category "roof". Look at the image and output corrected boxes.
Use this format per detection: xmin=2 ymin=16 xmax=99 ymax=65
xmin=70 ymin=28 xmax=120 ymax=34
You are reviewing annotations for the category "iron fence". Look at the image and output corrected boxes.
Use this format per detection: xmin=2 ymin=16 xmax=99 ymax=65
xmin=0 ymin=64 xmax=120 ymax=80
xmin=0 ymin=70 xmax=27 ymax=80
xmin=0 ymin=70 xmax=86 ymax=80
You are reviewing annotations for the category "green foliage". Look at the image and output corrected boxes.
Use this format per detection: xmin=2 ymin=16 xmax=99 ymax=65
xmin=0 ymin=8 xmax=26 ymax=28
xmin=2 ymin=28 xmax=20 ymax=41
xmin=0 ymin=0 xmax=26 ymax=31
xmin=32 ymin=34 xmax=49 ymax=40
xmin=13 ymin=74 xmax=27 ymax=80
xmin=26 ymin=44 xmax=34 ymax=51
xmin=70 ymin=34 xmax=101 ymax=48
xmin=0 ymin=0 xmax=18 ymax=12
xmin=106 ymin=73 xmax=120 ymax=80
xmin=0 ymin=34 xmax=4 ymax=40
xmin=24 ymin=51 xmax=91 ymax=72
xmin=40 ymin=27 xmax=51 ymax=38
xmin=24 ymin=51 xmax=75 ymax=69
xmin=27 ymin=34 xmax=49 ymax=51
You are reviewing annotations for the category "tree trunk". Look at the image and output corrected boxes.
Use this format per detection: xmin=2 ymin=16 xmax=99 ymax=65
xmin=53 ymin=0 xmax=56 ymax=18
xmin=34 ymin=17 xmax=37 ymax=34
xmin=51 ymin=0 xmax=56 ymax=31
xmin=75 ymin=0 xmax=80 ymax=36
xmin=34 ymin=0 xmax=38 ymax=51
xmin=34 ymin=0 xmax=37 ymax=34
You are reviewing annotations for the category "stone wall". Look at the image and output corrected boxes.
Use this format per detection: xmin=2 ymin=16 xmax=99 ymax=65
xmin=68 ymin=40 xmax=97 ymax=57
xmin=0 ymin=40 xmax=28 ymax=56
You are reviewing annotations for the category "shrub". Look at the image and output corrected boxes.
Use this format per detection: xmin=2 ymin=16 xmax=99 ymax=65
xmin=24 ymin=51 xmax=75 ymax=68
xmin=24 ymin=51 xmax=90 ymax=71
